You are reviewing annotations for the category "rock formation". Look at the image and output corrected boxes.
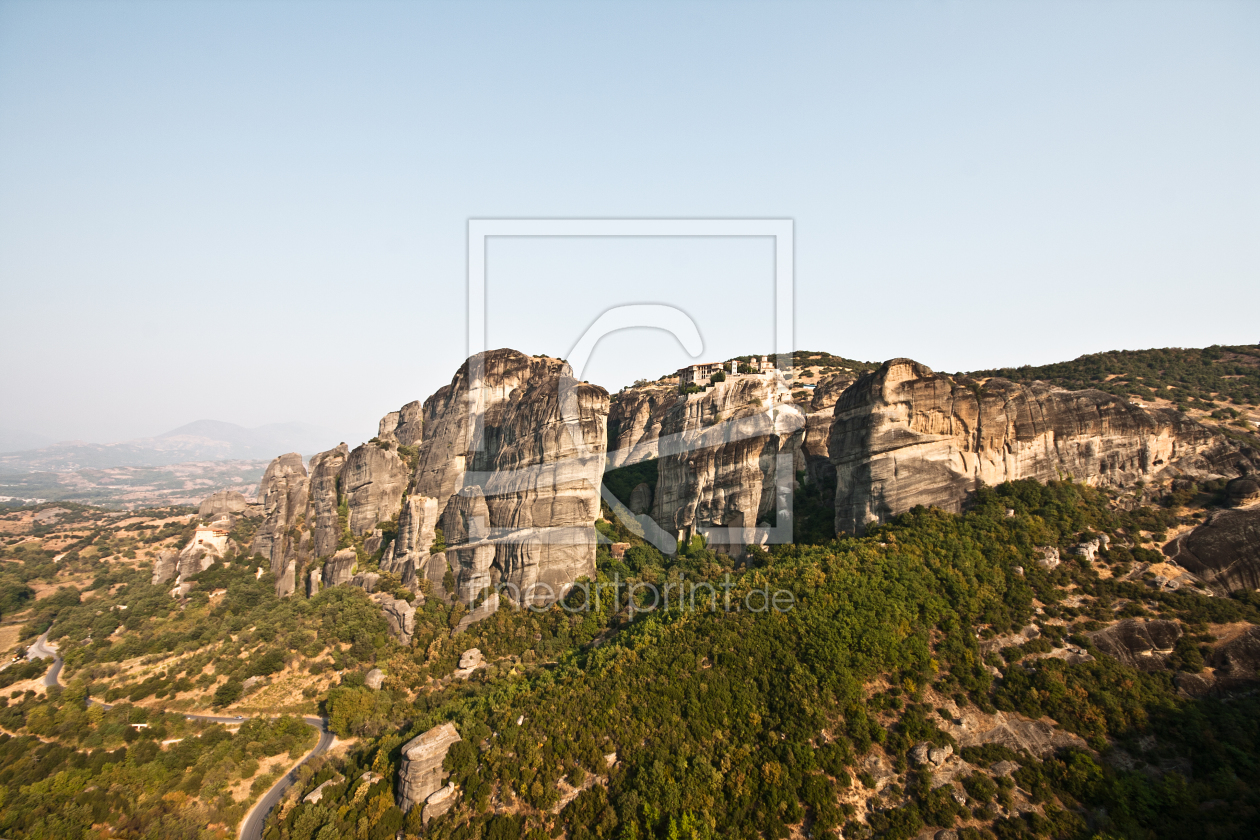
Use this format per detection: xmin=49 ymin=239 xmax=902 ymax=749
xmin=174 ymin=522 xmax=233 ymax=580
xmin=830 ymin=359 xmax=1258 ymax=534
xmin=628 ymin=482 xmax=653 ymax=515
xmin=381 ymin=494 xmax=440 ymax=589
xmin=1225 ymin=476 xmax=1260 ymax=507
xmin=799 ymin=372 xmax=858 ymax=488
xmin=396 ymin=723 xmax=461 ymax=813
xmin=151 ymin=550 xmax=177 ymax=585
xmin=306 ymin=444 xmax=349 ymax=558
xmin=410 ymin=349 xmax=608 ymax=607
xmin=606 ymin=384 xmax=676 ymax=470
xmin=323 ymin=548 xmax=357 ymax=588
xmin=1163 ymin=508 xmax=1260 ymax=593
xmin=250 ymin=453 xmax=309 ymax=596
xmin=652 ymin=373 xmax=804 ymax=551
xmin=377 ymin=400 xmax=423 ymax=446
xmin=1088 ymin=619 xmax=1182 ymax=671
xmin=341 ymin=443 xmax=410 ymax=537
xmin=372 ymin=592 xmax=417 ymax=643
xmin=198 ymin=489 xmax=248 ymax=518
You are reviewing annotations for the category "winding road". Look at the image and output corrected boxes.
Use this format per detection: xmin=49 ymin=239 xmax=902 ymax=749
xmin=26 ymin=630 xmax=334 ymax=840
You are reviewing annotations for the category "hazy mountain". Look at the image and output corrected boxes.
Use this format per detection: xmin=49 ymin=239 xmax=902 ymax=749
xmin=0 ymin=419 xmax=338 ymax=472
xmin=0 ymin=429 xmax=56 ymax=454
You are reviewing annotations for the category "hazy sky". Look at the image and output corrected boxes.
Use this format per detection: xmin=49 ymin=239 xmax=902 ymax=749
xmin=2 ymin=0 xmax=1258 ymax=446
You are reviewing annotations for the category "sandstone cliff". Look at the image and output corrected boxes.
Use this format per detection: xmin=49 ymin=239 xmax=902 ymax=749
xmin=306 ymin=444 xmax=349 ymax=558
xmin=830 ymin=359 xmax=1257 ymax=534
xmin=409 ymin=349 xmax=608 ymax=607
xmin=606 ymin=384 xmax=676 ymax=470
xmin=342 ymin=443 xmax=409 ymax=536
xmin=652 ymin=373 xmax=804 ymax=551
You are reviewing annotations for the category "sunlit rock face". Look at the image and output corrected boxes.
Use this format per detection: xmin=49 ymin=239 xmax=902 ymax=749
xmin=831 ymin=359 xmax=1257 ymax=534
xmin=341 ymin=443 xmax=409 ymax=537
xmin=652 ymin=373 xmax=804 ymax=553
xmin=396 ymin=723 xmax=461 ymax=813
xmin=306 ymin=444 xmax=349 ymax=559
xmin=1164 ymin=508 xmax=1260 ymax=594
xmin=409 ymin=349 xmax=608 ymax=607
xmin=249 ymin=452 xmax=309 ymax=597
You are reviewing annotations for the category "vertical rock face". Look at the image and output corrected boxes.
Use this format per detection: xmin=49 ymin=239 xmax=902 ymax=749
xmin=653 ymin=373 xmax=804 ymax=551
xmin=378 ymin=411 xmax=402 ymax=441
xmin=175 ymin=524 xmax=232 ymax=580
xmin=800 ymin=373 xmax=858 ymax=487
xmin=382 ymin=494 xmax=439 ymax=588
xmin=410 ymin=349 xmax=608 ymax=607
xmin=249 ymin=453 xmax=308 ymax=579
xmin=606 ymin=384 xmax=676 ymax=469
xmin=323 ymin=548 xmax=357 ymax=588
xmin=830 ymin=359 xmax=1258 ymax=534
xmin=629 ymin=482 xmax=653 ymax=515
xmin=306 ymin=444 xmax=349 ymax=559
xmin=342 ymin=443 xmax=410 ymax=537
xmin=396 ymin=723 xmax=462 ymax=813
xmin=198 ymin=490 xmax=248 ymax=518
xmin=151 ymin=550 xmax=178 ymax=585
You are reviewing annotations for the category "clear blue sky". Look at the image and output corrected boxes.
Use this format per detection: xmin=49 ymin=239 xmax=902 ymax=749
xmin=2 ymin=0 xmax=1258 ymax=445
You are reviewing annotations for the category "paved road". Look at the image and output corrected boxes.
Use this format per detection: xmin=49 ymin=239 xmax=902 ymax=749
xmin=29 ymin=627 xmax=332 ymax=840
xmin=238 ymin=718 xmax=335 ymax=840
xmin=25 ymin=630 xmax=63 ymax=687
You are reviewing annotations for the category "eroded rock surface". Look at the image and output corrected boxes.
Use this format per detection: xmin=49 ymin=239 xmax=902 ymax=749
xmin=382 ymin=494 xmax=439 ymax=589
xmin=653 ymin=373 xmax=803 ymax=552
xmin=372 ymin=592 xmax=416 ymax=644
xmin=250 ymin=453 xmax=309 ymax=596
xmin=410 ymin=349 xmax=608 ymax=608
xmin=151 ymin=550 xmax=177 ymax=585
xmin=396 ymin=723 xmax=461 ymax=813
xmin=1089 ymin=619 xmax=1182 ymax=671
xmin=831 ymin=359 xmax=1256 ymax=534
xmin=342 ymin=443 xmax=410 ymax=537
xmin=606 ymin=384 xmax=676 ymax=470
xmin=323 ymin=548 xmax=357 ymax=588
xmin=1163 ymin=509 xmax=1260 ymax=593
xmin=306 ymin=444 xmax=349 ymax=558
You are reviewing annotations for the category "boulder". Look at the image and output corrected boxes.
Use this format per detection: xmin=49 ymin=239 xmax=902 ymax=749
xmin=365 ymin=668 xmax=385 ymax=690
xmin=307 ymin=566 xmax=322 ymax=596
xmin=423 ymin=782 xmax=458 ymax=823
xmin=830 ymin=359 xmax=1256 ymax=534
xmin=1035 ymin=546 xmax=1060 ymax=570
xmin=198 ymin=490 xmax=248 ymax=518
xmin=396 ymin=723 xmax=461 ymax=813
xmin=1163 ymin=508 xmax=1260 ymax=593
xmin=351 ymin=571 xmax=381 ymax=592
xmin=1225 ymin=476 xmax=1260 ymax=507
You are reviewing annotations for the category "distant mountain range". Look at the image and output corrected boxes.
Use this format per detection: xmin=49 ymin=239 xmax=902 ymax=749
xmin=0 ymin=419 xmax=339 ymax=472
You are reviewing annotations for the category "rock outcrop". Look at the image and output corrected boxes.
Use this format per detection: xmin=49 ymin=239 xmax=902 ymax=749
xmin=250 ymin=453 xmax=309 ymax=596
xmin=410 ymin=349 xmax=608 ymax=608
xmin=396 ymin=723 xmax=461 ymax=813
xmin=653 ymin=373 xmax=803 ymax=551
xmin=1225 ymin=476 xmax=1260 ymax=507
xmin=372 ymin=592 xmax=417 ymax=644
xmin=377 ymin=400 xmax=423 ymax=446
xmin=198 ymin=490 xmax=248 ymax=518
xmin=323 ymin=548 xmax=357 ymax=588
xmin=175 ymin=523 xmax=233 ymax=580
xmin=1163 ymin=508 xmax=1260 ymax=594
xmin=151 ymin=550 xmax=177 ymax=585
xmin=1089 ymin=619 xmax=1182 ymax=671
xmin=831 ymin=359 xmax=1257 ymax=534
xmin=799 ymin=372 xmax=858 ymax=487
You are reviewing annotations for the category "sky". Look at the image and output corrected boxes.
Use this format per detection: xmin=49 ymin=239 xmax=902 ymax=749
xmin=1 ymin=0 xmax=1258 ymax=446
